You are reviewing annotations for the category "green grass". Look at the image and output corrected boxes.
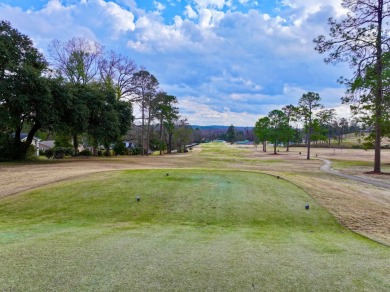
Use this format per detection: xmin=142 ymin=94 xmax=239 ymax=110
xmin=0 ymin=169 xmax=389 ymax=291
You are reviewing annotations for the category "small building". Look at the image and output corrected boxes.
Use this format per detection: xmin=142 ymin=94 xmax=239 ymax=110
xmin=20 ymin=133 xmax=41 ymax=156
xmin=235 ymin=140 xmax=252 ymax=145
xmin=39 ymin=140 xmax=55 ymax=151
xmin=123 ymin=140 xmax=136 ymax=148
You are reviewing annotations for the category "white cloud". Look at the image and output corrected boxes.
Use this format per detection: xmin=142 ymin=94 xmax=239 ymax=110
xmin=0 ymin=0 xmax=135 ymax=45
xmin=154 ymin=1 xmax=165 ymax=11
xmin=193 ymin=0 xmax=231 ymax=9
xmin=185 ymin=5 xmax=198 ymax=19
xmin=0 ymin=0 xmax=352 ymax=125
xmin=179 ymin=99 xmax=261 ymax=126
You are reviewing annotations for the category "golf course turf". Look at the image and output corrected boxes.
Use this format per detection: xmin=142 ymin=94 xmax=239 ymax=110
xmin=0 ymin=169 xmax=389 ymax=291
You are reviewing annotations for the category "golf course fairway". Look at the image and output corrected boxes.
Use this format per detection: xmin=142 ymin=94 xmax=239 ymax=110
xmin=0 ymin=169 xmax=389 ymax=291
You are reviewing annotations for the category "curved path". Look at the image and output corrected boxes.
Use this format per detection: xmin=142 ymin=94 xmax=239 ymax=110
xmin=319 ymin=158 xmax=390 ymax=189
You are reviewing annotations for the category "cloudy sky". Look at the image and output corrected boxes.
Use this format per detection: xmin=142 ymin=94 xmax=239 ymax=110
xmin=0 ymin=0 xmax=351 ymax=126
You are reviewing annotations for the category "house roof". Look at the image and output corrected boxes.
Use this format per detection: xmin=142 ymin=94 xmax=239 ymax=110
xmin=20 ymin=133 xmax=41 ymax=141
xmin=40 ymin=140 xmax=55 ymax=148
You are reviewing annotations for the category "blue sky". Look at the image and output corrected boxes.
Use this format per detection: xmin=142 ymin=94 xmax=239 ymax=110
xmin=0 ymin=0 xmax=351 ymax=126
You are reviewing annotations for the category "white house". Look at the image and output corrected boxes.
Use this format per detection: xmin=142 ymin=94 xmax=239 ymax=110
xmin=20 ymin=133 xmax=41 ymax=156
xmin=39 ymin=140 xmax=55 ymax=151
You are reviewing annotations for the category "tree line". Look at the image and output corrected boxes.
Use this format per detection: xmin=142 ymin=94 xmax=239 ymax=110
xmin=314 ymin=0 xmax=390 ymax=173
xmin=0 ymin=21 xmax=188 ymax=161
xmin=254 ymin=1 xmax=390 ymax=173
xmin=253 ymin=92 xmax=364 ymax=158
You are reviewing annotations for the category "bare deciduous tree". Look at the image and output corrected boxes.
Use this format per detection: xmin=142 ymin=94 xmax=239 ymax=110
xmin=130 ymin=70 xmax=159 ymax=155
xmin=99 ymin=51 xmax=137 ymax=100
xmin=48 ymin=37 xmax=102 ymax=84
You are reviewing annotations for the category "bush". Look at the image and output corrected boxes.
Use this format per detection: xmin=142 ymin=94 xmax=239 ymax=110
xmin=113 ymin=142 xmax=126 ymax=155
xmin=351 ymin=145 xmax=364 ymax=149
xmin=45 ymin=147 xmax=74 ymax=159
xmin=128 ymin=147 xmax=141 ymax=155
xmin=25 ymin=145 xmax=37 ymax=160
xmin=45 ymin=149 xmax=54 ymax=158
xmin=79 ymin=149 xmax=92 ymax=156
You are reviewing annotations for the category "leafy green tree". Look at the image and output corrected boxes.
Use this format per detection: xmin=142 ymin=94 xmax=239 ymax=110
xmin=332 ymin=117 xmax=349 ymax=146
xmin=298 ymin=92 xmax=323 ymax=160
xmin=86 ymin=83 xmax=132 ymax=156
xmin=314 ymin=0 xmax=390 ymax=172
xmin=254 ymin=117 xmax=271 ymax=152
xmin=316 ymin=109 xmax=336 ymax=145
xmin=226 ymin=125 xmax=236 ymax=143
xmin=310 ymin=119 xmax=328 ymax=146
xmin=348 ymin=52 xmax=390 ymax=149
xmin=267 ymin=110 xmax=291 ymax=154
xmin=0 ymin=21 xmax=53 ymax=160
xmin=54 ymin=133 xmax=73 ymax=148
xmin=52 ymin=81 xmax=90 ymax=154
xmin=282 ymin=104 xmax=299 ymax=151
xmin=48 ymin=37 xmax=104 ymax=152
xmin=153 ymin=92 xmax=179 ymax=155
xmin=173 ymin=118 xmax=192 ymax=153
xmin=165 ymin=114 xmax=179 ymax=154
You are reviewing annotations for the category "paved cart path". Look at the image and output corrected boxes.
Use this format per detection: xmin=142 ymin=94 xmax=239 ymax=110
xmin=319 ymin=158 xmax=390 ymax=189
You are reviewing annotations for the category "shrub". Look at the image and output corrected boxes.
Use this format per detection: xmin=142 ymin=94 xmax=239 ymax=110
xmin=113 ymin=142 xmax=126 ymax=155
xmin=25 ymin=145 xmax=37 ymax=160
xmin=79 ymin=149 xmax=92 ymax=156
xmin=45 ymin=147 xmax=74 ymax=159
xmin=128 ymin=147 xmax=141 ymax=155
xmin=45 ymin=149 xmax=54 ymax=158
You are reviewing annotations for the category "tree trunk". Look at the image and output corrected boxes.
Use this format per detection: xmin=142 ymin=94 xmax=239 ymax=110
xmin=92 ymin=137 xmax=98 ymax=156
xmin=373 ymin=1 xmax=383 ymax=173
xmin=146 ymin=103 xmax=152 ymax=156
xmin=168 ymin=132 xmax=173 ymax=154
xmin=307 ymin=128 xmax=311 ymax=160
xmin=12 ymin=126 xmax=22 ymax=160
xmin=159 ymin=117 xmax=163 ymax=155
xmin=14 ymin=122 xmax=41 ymax=160
xmin=105 ymin=143 xmax=110 ymax=156
xmin=141 ymin=101 xmax=145 ymax=156
xmin=73 ymin=134 xmax=79 ymax=155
